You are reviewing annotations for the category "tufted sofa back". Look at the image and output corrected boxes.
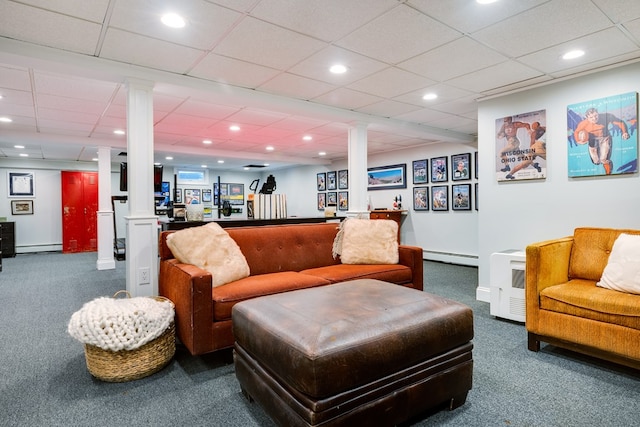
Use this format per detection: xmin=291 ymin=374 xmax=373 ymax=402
xmin=569 ymin=227 xmax=640 ymax=281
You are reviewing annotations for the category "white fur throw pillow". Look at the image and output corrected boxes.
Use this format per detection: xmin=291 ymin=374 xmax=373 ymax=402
xmin=166 ymin=223 xmax=250 ymax=287
xmin=597 ymin=233 xmax=640 ymax=295
xmin=335 ymin=218 xmax=398 ymax=264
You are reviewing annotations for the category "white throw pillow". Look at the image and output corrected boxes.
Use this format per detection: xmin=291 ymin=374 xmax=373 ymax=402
xmin=166 ymin=223 xmax=250 ymax=287
xmin=336 ymin=218 xmax=399 ymax=265
xmin=596 ymin=233 xmax=640 ymax=295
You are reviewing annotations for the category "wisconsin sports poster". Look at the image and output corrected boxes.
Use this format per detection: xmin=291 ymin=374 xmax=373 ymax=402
xmin=567 ymin=92 xmax=638 ymax=177
xmin=495 ymin=109 xmax=547 ymax=182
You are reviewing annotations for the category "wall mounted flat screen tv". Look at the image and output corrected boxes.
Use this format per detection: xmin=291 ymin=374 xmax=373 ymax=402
xmin=119 ymin=162 xmax=163 ymax=192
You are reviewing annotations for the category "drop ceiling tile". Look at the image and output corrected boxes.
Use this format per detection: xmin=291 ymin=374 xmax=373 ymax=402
xmin=311 ymin=87 xmax=381 ymax=111
xmin=173 ymin=99 xmax=240 ymax=120
xmin=225 ymin=108 xmax=290 ymax=127
xmin=214 ymin=17 xmax=326 ymax=70
xmin=518 ymin=28 xmax=639 ymax=74
xmin=622 ymin=17 xmax=640 ymax=41
xmin=34 ymin=71 xmax=118 ymax=102
xmin=18 ymin=0 xmax=111 ymax=22
xmin=0 ymin=88 xmax=32 ymax=107
xmin=336 ymin=4 xmax=460 ymax=65
xmin=409 ymin=0 xmax=548 ymax=33
xmin=393 ymin=108 xmax=457 ymax=124
xmin=38 ymin=118 xmax=94 ymax=132
xmin=4 ymin=104 xmax=36 ymax=118
xmin=288 ymin=45 xmax=388 ymax=85
xmin=0 ymin=65 xmax=31 ymax=91
xmin=258 ymin=73 xmax=335 ymax=101
xmin=472 ymin=0 xmax=612 ymax=57
xmin=100 ymin=29 xmax=204 ymax=74
xmin=398 ymin=37 xmax=508 ymax=82
xmin=446 ymin=61 xmax=542 ymax=93
xmin=249 ymin=0 xmax=397 ymax=42
xmin=349 ymin=67 xmax=436 ymax=99
xmin=189 ymin=53 xmax=281 ymax=89
xmin=109 ymin=0 xmax=242 ymax=51
xmin=37 ymin=94 xmax=106 ymax=115
xmin=592 ymin=0 xmax=640 ymax=23
xmin=393 ymin=83 xmax=473 ymax=108
xmin=432 ymin=96 xmax=479 ymax=116
xmin=0 ymin=1 xmax=102 ymax=55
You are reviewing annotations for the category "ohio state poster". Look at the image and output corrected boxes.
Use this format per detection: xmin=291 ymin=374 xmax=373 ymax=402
xmin=495 ymin=109 xmax=546 ymax=182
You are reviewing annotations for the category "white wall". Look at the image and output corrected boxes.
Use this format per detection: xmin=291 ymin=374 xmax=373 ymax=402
xmin=476 ymin=61 xmax=640 ymax=302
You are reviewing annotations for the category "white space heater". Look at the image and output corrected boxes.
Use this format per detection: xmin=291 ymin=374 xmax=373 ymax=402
xmin=489 ymin=250 xmax=526 ymax=322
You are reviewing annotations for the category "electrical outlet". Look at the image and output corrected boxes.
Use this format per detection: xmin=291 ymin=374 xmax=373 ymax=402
xmin=138 ymin=267 xmax=150 ymax=285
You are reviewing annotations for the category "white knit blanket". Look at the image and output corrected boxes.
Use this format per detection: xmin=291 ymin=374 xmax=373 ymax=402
xmin=68 ymin=296 xmax=175 ymax=352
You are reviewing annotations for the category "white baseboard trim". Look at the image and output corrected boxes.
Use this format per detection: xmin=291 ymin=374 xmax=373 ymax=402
xmin=423 ymin=250 xmax=478 ymax=267
xmin=476 ymin=285 xmax=491 ymax=303
xmin=17 ymin=244 xmax=62 ymax=253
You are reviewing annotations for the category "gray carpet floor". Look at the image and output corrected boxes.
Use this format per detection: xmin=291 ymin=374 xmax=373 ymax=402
xmin=1 ymin=252 xmax=638 ymax=426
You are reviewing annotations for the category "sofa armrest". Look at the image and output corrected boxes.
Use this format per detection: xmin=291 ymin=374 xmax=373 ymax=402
xmin=525 ymin=236 xmax=573 ymax=330
xmin=159 ymin=259 xmax=214 ymax=356
xmin=398 ymin=244 xmax=424 ymax=291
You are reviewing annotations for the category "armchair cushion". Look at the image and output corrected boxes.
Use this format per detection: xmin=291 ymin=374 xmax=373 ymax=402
xmin=597 ymin=233 xmax=640 ymax=295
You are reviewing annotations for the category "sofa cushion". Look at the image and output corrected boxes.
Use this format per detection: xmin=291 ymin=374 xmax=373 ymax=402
xmin=334 ymin=218 xmax=398 ymax=264
xmin=540 ymin=279 xmax=640 ymax=330
xmin=597 ymin=233 xmax=640 ymax=295
xmin=212 ymin=272 xmax=331 ymax=321
xmin=301 ymin=264 xmax=412 ymax=285
xmin=166 ymin=223 xmax=250 ymax=288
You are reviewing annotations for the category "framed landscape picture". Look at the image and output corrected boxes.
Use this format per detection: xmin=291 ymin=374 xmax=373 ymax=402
xmin=431 ymin=185 xmax=448 ymax=211
xmin=412 ymin=159 xmax=428 ymax=184
xmin=452 ymin=184 xmax=472 ymax=211
xmin=413 ymin=187 xmax=429 ymax=211
xmin=367 ymin=164 xmax=407 ymax=190
xmin=430 ymin=157 xmax=448 ymax=183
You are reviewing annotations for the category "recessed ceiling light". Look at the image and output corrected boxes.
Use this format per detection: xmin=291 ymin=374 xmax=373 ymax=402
xmin=244 ymin=167 xmax=250 ymax=170
xmin=319 ymin=151 xmax=326 ymax=156
xmin=92 ymin=158 xmax=99 ymax=161
xmin=229 ymin=125 xmax=240 ymax=131
xmin=203 ymin=139 xmax=212 ymax=144
xmin=303 ymin=135 xmax=313 ymax=141
xmin=562 ymin=49 xmax=585 ymax=60
xmin=266 ymin=146 xmax=274 ymax=151
xmin=476 ymin=0 xmax=498 ymax=4
xmin=165 ymin=156 xmax=173 ymax=160
xmin=19 ymin=153 xmax=28 ymax=157
xmin=161 ymin=13 xmax=186 ymax=28
xmin=264 ymin=163 xmax=269 ymax=167
xmin=14 ymin=145 xmax=24 ymax=149
xmin=329 ymin=64 xmax=348 ymax=74
xmin=201 ymin=165 xmax=207 ymax=168
xmin=217 ymin=160 xmax=224 ymax=164
xmin=113 ymin=129 xmax=125 ymax=135
xmin=0 ymin=95 xmax=3 ymax=99
xmin=422 ymin=93 xmax=438 ymax=101
xmin=0 ymin=117 xmax=12 ymax=123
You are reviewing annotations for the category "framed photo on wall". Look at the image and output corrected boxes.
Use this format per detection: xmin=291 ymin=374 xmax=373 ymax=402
xmin=430 ymin=157 xmax=448 ymax=183
xmin=367 ymin=164 xmax=407 ymax=190
xmin=338 ymin=169 xmax=349 ymax=189
xmin=327 ymin=191 xmax=337 ymax=206
xmin=496 ymin=109 xmax=547 ymax=181
xmin=412 ymin=160 xmax=428 ymax=184
xmin=317 ymin=173 xmax=326 ymax=191
xmin=317 ymin=193 xmax=326 ymax=210
xmin=431 ymin=185 xmax=448 ymax=211
xmin=11 ymin=199 xmax=34 ymax=215
xmin=452 ymin=184 xmax=472 ymax=211
xmin=327 ymin=171 xmax=337 ymax=190
xmin=8 ymin=171 xmax=35 ymax=197
xmin=338 ymin=191 xmax=349 ymax=211
xmin=451 ymin=153 xmax=471 ymax=181
xmin=413 ymin=187 xmax=429 ymax=211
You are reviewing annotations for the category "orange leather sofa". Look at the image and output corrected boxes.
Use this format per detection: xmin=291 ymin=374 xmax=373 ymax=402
xmin=526 ymin=227 xmax=640 ymax=369
xmin=159 ymin=222 xmax=423 ymax=356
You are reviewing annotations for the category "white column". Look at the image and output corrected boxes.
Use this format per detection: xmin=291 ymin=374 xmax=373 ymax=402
xmin=346 ymin=122 xmax=370 ymax=218
xmin=96 ymin=146 xmax=116 ymax=270
xmin=124 ymin=78 xmax=158 ymax=297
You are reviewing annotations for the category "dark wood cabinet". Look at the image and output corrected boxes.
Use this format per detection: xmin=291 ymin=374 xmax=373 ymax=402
xmin=1 ymin=222 xmax=16 ymax=272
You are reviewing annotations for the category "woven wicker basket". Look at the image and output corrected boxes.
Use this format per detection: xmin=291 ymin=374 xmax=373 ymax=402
xmin=83 ymin=293 xmax=176 ymax=382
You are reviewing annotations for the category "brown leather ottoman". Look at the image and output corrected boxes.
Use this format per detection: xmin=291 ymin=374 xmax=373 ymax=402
xmin=232 ymin=279 xmax=473 ymax=427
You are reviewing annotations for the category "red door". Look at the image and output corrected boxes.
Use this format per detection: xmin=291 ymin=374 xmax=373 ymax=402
xmin=61 ymin=171 xmax=98 ymax=253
